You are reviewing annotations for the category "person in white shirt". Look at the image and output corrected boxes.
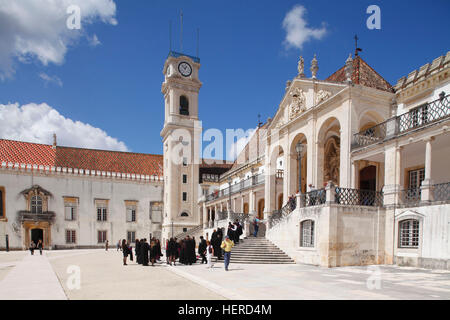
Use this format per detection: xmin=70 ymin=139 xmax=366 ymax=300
xmin=206 ymin=240 xmax=214 ymax=268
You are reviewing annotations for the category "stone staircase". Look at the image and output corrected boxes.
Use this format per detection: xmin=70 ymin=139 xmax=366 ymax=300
xmin=218 ymin=237 xmax=295 ymax=264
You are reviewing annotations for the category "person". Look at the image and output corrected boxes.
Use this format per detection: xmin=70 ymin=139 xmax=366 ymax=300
xmin=168 ymin=238 xmax=177 ymax=266
xmin=206 ymin=240 xmax=214 ymax=269
xmin=215 ymin=233 xmax=223 ymax=260
xmin=29 ymin=241 xmax=36 ymax=255
xmin=179 ymin=239 xmax=187 ymax=265
xmin=37 ymin=239 xmax=43 ymax=255
xmin=175 ymin=238 xmax=180 ymax=261
xmin=198 ymin=236 xmax=207 ymax=264
xmin=220 ymin=236 xmax=234 ymax=271
xmin=253 ymin=218 xmax=259 ymax=237
xmin=127 ymin=241 xmax=133 ymax=262
xmin=121 ymin=239 xmax=129 ymax=265
xmin=135 ymin=238 xmax=141 ymax=264
xmin=150 ymin=239 xmax=157 ymax=266
xmin=117 ymin=240 xmax=121 ymax=251
xmin=234 ymin=220 xmax=243 ymax=244
xmin=185 ymin=236 xmax=195 ymax=265
xmin=105 ymin=240 xmax=109 ymax=251
xmin=155 ymin=239 xmax=162 ymax=261
xmin=227 ymin=222 xmax=235 ymax=243
xmin=140 ymin=238 xmax=150 ymax=266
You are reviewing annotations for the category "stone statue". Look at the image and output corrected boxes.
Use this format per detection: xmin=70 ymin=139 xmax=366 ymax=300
xmin=345 ymin=53 xmax=353 ymax=83
xmin=310 ymin=54 xmax=318 ymax=79
xmin=316 ymin=89 xmax=331 ymax=105
xmin=298 ymin=56 xmax=305 ymax=78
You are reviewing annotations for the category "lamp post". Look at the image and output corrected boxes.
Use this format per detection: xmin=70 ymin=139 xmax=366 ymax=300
xmin=171 ymin=219 xmax=174 ymax=238
xmin=227 ymin=177 xmax=232 ymax=220
xmin=296 ymin=142 xmax=305 ymax=195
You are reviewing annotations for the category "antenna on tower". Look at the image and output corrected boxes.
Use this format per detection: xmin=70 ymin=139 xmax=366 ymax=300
xmin=169 ymin=20 xmax=172 ymax=52
xmin=180 ymin=9 xmax=183 ymax=53
xmin=196 ymin=28 xmax=200 ymax=58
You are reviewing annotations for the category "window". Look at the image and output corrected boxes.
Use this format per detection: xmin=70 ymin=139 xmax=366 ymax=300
xmin=31 ymin=195 xmax=43 ymax=214
xmin=300 ymin=220 xmax=314 ymax=247
xmin=126 ymin=205 xmax=136 ymax=222
xmin=0 ymin=187 xmax=4 ymax=218
xmin=183 ymin=228 xmax=187 ymax=233
xmin=182 ymin=157 xmax=188 ymax=166
xmin=64 ymin=198 xmax=78 ymax=221
xmin=181 ymin=212 xmax=189 ymax=217
xmin=150 ymin=202 xmax=162 ymax=223
xmin=98 ymin=230 xmax=107 ymax=243
xmin=182 ymin=192 xmax=187 ymax=202
xmin=66 ymin=230 xmax=76 ymax=244
xmin=182 ymin=174 xmax=187 ymax=184
xmin=179 ymin=95 xmax=189 ymax=116
xmin=96 ymin=200 xmax=108 ymax=221
xmin=127 ymin=231 xmax=136 ymax=243
xmin=407 ymin=168 xmax=425 ymax=201
xmin=399 ymin=219 xmax=419 ymax=248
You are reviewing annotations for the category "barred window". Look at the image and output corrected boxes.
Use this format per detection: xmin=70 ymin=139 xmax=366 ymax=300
xmin=31 ymin=196 xmax=43 ymax=214
xmin=97 ymin=206 xmax=107 ymax=221
xmin=183 ymin=174 xmax=187 ymax=184
xmin=0 ymin=187 xmax=4 ymax=218
xmin=66 ymin=230 xmax=76 ymax=244
xmin=127 ymin=231 xmax=136 ymax=243
xmin=98 ymin=230 xmax=107 ymax=243
xmin=126 ymin=206 xmax=136 ymax=222
xmin=300 ymin=220 xmax=314 ymax=247
xmin=182 ymin=192 xmax=187 ymax=202
xmin=399 ymin=219 xmax=419 ymax=248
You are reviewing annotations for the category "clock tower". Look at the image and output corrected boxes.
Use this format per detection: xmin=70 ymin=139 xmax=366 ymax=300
xmin=160 ymin=52 xmax=202 ymax=242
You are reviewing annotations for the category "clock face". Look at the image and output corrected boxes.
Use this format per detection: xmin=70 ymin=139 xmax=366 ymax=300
xmin=178 ymin=62 xmax=192 ymax=77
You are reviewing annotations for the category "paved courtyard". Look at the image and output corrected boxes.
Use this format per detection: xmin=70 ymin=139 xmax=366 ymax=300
xmin=0 ymin=249 xmax=449 ymax=300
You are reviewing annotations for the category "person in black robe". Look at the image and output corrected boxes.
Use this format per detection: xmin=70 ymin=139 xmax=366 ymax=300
xmin=174 ymin=238 xmax=180 ymax=260
xmin=140 ymin=238 xmax=150 ymax=266
xmin=168 ymin=238 xmax=177 ymax=266
xmin=211 ymin=230 xmax=217 ymax=256
xmin=150 ymin=239 xmax=157 ymax=266
xmin=135 ymin=238 xmax=141 ymax=264
xmin=198 ymin=236 xmax=207 ymax=264
xmin=179 ymin=239 xmax=186 ymax=264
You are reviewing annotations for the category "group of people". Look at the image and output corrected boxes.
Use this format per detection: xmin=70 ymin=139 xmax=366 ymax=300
xmin=120 ymin=238 xmax=163 ymax=266
xmin=226 ymin=220 xmax=243 ymax=244
xmin=29 ymin=240 xmax=43 ymax=255
xmin=117 ymin=223 xmax=253 ymax=271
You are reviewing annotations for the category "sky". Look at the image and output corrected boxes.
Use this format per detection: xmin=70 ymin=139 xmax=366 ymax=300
xmin=0 ymin=0 xmax=449 ymax=159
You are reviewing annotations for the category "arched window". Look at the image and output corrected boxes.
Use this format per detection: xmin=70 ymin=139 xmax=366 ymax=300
xmin=300 ymin=220 xmax=314 ymax=247
xmin=399 ymin=219 xmax=419 ymax=248
xmin=179 ymin=95 xmax=189 ymax=116
xmin=181 ymin=212 xmax=189 ymax=217
xmin=31 ymin=196 xmax=43 ymax=214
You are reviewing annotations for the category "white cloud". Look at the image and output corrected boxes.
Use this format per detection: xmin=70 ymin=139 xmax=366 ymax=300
xmin=282 ymin=5 xmax=327 ymax=50
xmin=88 ymin=34 xmax=101 ymax=47
xmin=0 ymin=0 xmax=117 ymax=79
xmin=39 ymin=73 xmax=63 ymax=87
xmin=0 ymin=102 xmax=129 ymax=152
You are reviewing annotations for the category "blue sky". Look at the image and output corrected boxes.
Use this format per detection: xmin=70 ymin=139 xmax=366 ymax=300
xmin=1 ymin=0 xmax=449 ymax=157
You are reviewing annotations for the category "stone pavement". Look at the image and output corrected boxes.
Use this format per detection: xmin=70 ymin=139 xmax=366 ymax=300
xmin=1 ymin=249 xmax=449 ymax=300
xmin=0 ymin=251 xmax=67 ymax=300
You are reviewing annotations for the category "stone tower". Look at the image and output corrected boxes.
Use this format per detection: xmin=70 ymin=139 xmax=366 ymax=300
xmin=160 ymin=52 xmax=202 ymax=242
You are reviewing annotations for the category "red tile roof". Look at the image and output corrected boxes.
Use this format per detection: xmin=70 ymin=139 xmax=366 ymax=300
xmin=326 ymin=56 xmax=393 ymax=92
xmin=0 ymin=139 xmax=163 ymax=177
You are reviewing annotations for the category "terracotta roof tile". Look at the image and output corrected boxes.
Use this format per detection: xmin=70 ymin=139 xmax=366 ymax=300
xmin=0 ymin=139 xmax=163 ymax=177
xmin=326 ymin=56 xmax=393 ymax=92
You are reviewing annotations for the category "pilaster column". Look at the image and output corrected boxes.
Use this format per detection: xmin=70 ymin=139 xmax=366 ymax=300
xmin=383 ymin=145 xmax=402 ymax=207
xmin=421 ymin=137 xmax=434 ymax=202
xmin=240 ymin=195 xmax=245 ymax=213
xmin=351 ymin=160 xmax=357 ymax=189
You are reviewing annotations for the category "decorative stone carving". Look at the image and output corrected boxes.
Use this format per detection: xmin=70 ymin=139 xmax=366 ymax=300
xmin=345 ymin=53 xmax=353 ymax=83
xmin=324 ymin=136 xmax=340 ymax=185
xmin=298 ymin=56 xmax=305 ymax=78
xmin=316 ymin=89 xmax=331 ymax=105
xmin=288 ymin=88 xmax=306 ymax=120
xmin=310 ymin=54 xmax=318 ymax=79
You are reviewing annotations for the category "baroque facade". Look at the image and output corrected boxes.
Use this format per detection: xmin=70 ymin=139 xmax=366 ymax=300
xmin=1 ymin=49 xmax=449 ymax=271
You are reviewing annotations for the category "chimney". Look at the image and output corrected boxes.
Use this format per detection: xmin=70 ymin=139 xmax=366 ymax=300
xmin=52 ymin=133 xmax=57 ymax=149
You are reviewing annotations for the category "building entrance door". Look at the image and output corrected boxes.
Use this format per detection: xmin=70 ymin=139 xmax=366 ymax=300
xmin=257 ymin=199 xmax=265 ymax=220
xmin=360 ymin=165 xmax=377 ymax=191
xmin=31 ymin=228 xmax=43 ymax=244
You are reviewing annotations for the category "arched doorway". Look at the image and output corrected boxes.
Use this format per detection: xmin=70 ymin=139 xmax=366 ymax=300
xmin=360 ymin=165 xmax=377 ymax=191
xmin=257 ymin=199 xmax=265 ymax=220
xmin=289 ymin=134 xmax=308 ymax=195
xmin=317 ymin=117 xmax=341 ymax=187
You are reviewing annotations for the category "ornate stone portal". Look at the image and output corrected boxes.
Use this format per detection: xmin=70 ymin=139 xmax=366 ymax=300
xmin=324 ymin=136 xmax=340 ymax=185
